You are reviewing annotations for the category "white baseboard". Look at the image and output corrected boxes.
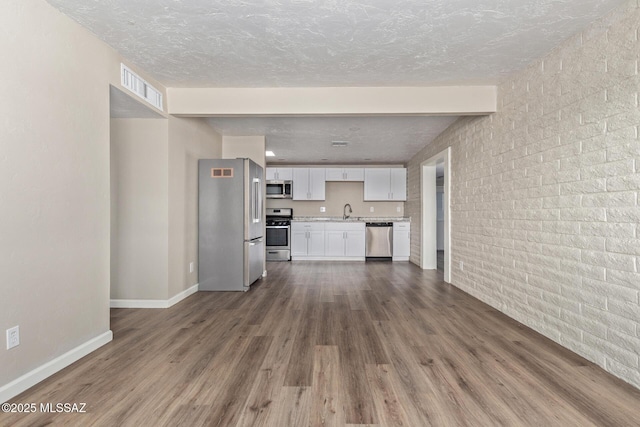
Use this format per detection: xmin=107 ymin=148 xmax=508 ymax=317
xmin=110 ymin=283 xmax=199 ymax=309
xmin=0 ymin=330 xmax=113 ymax=403
xmin=167 ymin=283 xmax=199 ymax=307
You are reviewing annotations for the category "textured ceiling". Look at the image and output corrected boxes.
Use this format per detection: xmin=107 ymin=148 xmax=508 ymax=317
xmin=208 ymin=116 xmax=458 ymax=164
xmin=47 ymin=0 xmax=626 ymax=87
xmin=50 ymin=0 xmax=627 ymax=163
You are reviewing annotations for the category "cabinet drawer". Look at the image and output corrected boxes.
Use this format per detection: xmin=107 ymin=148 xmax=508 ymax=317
xmin=324 ymin=222 xmax=365 ymax=232
xmin=292 ymin=222 xmax=325 ymax=232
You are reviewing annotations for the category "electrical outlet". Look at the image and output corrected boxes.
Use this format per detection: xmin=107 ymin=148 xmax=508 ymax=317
xmin=6 ymin=326 xmax=19 ymax=350
xmin=189 ymin=262 xmax=194 ymax=273
xmin=396 ymin=206 xmax=401 ymax=213
xmin=320 ymin=206 xmax=326 ymax=213
xmin=370 ymin=206 xmax=374 ymax=213
xmin=460 ymin=261 xmax=464 ymax=271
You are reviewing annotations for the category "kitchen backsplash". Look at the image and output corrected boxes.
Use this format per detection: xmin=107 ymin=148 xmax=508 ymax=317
xmin=266 ymin=181 xmax=404 ymax=217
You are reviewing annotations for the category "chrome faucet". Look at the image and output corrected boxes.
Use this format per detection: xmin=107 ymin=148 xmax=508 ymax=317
xmin=343 ymin=203 xmax=353 ymax=220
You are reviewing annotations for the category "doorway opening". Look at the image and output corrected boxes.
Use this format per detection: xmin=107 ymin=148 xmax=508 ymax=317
xmin=420 ymin=147 xmax=451 ymax=283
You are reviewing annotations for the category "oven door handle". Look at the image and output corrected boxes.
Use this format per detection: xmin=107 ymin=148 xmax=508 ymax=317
xmin=266 ymin=226 xmax=290 ymax=229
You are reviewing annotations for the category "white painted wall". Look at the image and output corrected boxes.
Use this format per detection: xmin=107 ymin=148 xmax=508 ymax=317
xmin=0 ymin=0 xmax=171 ymax=399
xmin=0 ymin=0 xmax=120 ymax=392
xmin=168 ymin=117 xmax=222 ymax=297
xmin=110 ymin=117 xmax=222 ymax=302
xmin=408 ymin=0 xmax=640 ymax=389
xmin=110 ymin=119 xmax=170 ymax=300
xmin=222 ymin=135 xmax=266 ymax=167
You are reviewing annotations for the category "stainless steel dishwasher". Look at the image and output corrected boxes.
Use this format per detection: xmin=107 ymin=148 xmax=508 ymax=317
xmin=365 ymin=222 xmax=393 ymax=259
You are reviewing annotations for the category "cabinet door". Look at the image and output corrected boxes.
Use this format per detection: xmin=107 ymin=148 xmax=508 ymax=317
xmin=343 ymin=168 xmax=364 ymax=181
xmin=364 ymin=168 xmax=391 ymax=201
xmin=266 ymin=168 xmax=277 ymax=180
xmin=308 ymin=168 xmax=326 ymax=200
xmin=345 ymin=230 xmax=366 ymax=257
xmin=393 ymin=223 xmax=411 ymax=257
xmin=390 ymin=168 xmax=407 ymax=201
xmin=277 ymin=168 xmax=293 ymax=181
xmin=325 ymin=231 xmax=345 ymax=256
xmin=307 ymin=231 xmax=325 ymax=256
xmin=325 ymin=168 xmax=345 ymax=181
xmin=292 ymin=168 xmax=309 ymax=200
xmin=291 ymin=230 xmax=308 ymax=256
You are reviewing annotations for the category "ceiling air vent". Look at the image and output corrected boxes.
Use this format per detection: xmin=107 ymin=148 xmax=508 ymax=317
xmin=331 ymin=141 xmax=349 ymax=147
xmin=120 ymin=64 xmax=163 ymax=111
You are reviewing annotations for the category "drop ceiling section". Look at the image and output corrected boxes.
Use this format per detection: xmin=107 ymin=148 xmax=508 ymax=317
xmin=207 ymin=116 xmax=458 ymax=164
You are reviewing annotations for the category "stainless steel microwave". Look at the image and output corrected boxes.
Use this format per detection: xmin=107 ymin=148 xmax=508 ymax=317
xmin=266 ymin=180 xmax=293 ymax=198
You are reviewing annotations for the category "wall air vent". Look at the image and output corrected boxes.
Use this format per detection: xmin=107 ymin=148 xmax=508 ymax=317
xmin=331 ymin=141 xmax=349 ymax=147
xmin=120 ymin=64 xmax=163 ymax=112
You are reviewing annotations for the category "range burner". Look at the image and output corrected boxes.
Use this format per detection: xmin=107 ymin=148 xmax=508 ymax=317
xmin=266 ymin=219 xmax=291 ymax=226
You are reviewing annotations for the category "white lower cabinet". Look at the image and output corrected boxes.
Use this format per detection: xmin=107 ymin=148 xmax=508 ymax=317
xmin=393 ymin=222 xmax=410 ymax=261
xmin=292 ymin=221 xmax=407 ymax=261
xmin=291 ymin=222 xmax=325 ymax=257
xmin=291 ymin=222 xmax=365 ymax=260
xmin=324 ymin=223 xmax=365 ymax=259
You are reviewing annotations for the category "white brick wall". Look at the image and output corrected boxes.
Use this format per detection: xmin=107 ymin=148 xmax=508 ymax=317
xmin=407 ymin=0 xmax=640 ymax=389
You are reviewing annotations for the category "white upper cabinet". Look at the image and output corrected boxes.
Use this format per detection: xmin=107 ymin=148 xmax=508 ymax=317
xmin=325 ymin=168 xmax=365 ymax=182
xmin=266 ymin=167 xmax=293 ymax=181
xmin=389 ymin=168 xmax=407 ymax=201
xmin=364 ymin=168 xmax=407 ymax=201
xmin=292 ymin=168 xmax=326 ymax=200
xmin=364 ymin=169 xmax=391 ymax=200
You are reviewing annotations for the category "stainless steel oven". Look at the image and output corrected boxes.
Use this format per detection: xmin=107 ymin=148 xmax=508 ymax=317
xmin=266 ymin=208 xmax=293 ymax=261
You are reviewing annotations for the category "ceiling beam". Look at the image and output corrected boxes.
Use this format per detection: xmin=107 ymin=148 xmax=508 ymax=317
xmin=167 ymin=86 xmax=496 ymax=116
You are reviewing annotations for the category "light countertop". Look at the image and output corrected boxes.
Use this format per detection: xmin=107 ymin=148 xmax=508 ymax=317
xmin=292 ymin=216 xmax=410 ymax=222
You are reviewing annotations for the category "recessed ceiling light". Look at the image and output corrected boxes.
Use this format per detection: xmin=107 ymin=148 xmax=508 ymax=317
xmin=265 ymin=151 xmax=275 ymax=157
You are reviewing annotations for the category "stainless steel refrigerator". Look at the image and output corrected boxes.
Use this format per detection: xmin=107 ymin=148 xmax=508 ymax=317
xmin=198 ymin=158 xmax=264 ymax=291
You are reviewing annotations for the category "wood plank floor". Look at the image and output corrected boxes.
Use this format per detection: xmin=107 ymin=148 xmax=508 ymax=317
xmin=3 ymin=261 xmax=640 ymax=426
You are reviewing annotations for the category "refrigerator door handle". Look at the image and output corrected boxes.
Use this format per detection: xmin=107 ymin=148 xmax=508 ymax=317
xmin=248 ymin=238 xmax=264 ymax=246
xmin=252 ymin=178 xmax=261 ymax=223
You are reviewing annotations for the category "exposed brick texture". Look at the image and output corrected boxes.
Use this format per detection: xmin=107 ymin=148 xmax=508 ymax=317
xmin=407 ymin=0 xmax=640 ymax=389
